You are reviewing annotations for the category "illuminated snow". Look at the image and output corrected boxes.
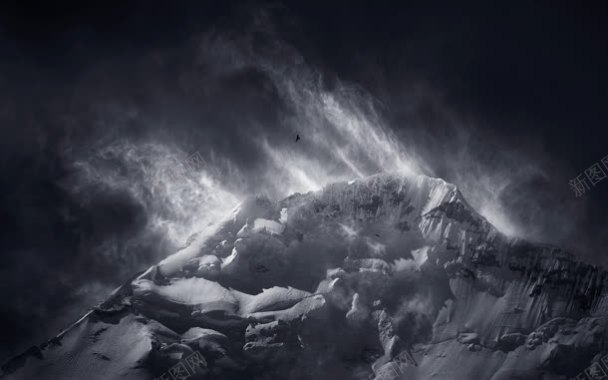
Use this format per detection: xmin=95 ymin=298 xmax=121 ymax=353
xmin=252 ymin=218 xmax=285 ymax=235
xmin=279 ymin=208 xmax=288 ymax=224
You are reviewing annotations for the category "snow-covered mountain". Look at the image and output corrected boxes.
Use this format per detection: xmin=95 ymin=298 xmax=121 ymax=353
xmin=3 ymin=174 xmax=608 ymax=380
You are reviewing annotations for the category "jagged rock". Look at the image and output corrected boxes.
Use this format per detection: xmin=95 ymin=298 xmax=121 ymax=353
xmin=3 ymin=174 xmax=608 ymax=380
xmin=496 ymin=333 xmax=526 ymax=352
xmin=243 ymin=320 xmax=300 ymax=362
xmin=194 ymin=255 xmax=222 ymax=279
xmin=467 ymin=343 xmax=482 ymax=352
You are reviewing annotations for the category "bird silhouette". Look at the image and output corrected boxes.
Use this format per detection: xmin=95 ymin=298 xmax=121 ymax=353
xmin=295 ymin=134 xmax=301 ymax=142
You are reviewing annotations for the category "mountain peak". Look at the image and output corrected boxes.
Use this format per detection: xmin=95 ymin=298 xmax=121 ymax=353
xmin=3 ymin=174 xmax=607 ymax=380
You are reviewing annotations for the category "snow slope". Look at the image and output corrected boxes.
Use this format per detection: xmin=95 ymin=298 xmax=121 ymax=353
xmin=3 ymin=173 xmax=608 ymax=380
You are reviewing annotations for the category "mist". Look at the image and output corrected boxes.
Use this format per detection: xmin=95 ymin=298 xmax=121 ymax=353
xmin=0 ymin=1 xmax=606 ymax=363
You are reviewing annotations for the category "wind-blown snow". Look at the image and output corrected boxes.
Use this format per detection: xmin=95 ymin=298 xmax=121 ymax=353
xmin=252 ymin=218 xmax=285 ymax=235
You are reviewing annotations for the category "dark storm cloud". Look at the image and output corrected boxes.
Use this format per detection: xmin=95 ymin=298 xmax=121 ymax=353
xmin=0 ymin=0 xmax=607 ymax=363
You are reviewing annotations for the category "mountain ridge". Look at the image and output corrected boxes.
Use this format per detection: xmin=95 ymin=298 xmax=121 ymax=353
xmin=3 ymin=173 xmax=607 ymax=380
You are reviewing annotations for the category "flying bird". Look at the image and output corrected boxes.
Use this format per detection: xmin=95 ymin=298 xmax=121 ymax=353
xmin=295 ymin=134 xmax=300 ymax=142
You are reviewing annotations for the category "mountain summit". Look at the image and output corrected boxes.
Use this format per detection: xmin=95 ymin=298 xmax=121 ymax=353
xmin=3 ymin=174 xmax=607 ymax=380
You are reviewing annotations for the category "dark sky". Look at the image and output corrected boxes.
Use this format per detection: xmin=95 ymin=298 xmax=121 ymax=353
xmin=0 ymin=0 xmax=607 ymax=362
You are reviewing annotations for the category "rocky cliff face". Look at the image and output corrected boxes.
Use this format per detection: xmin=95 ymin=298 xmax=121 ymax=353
xmin=3 ymin=174 xmax=607 ymax=380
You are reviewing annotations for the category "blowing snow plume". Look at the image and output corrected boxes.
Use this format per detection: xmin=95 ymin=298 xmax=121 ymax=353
xmin=73 ymin=141 xmax=240 ymax=249
xmin=70 ymin=21 xmax=434 ymax=253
